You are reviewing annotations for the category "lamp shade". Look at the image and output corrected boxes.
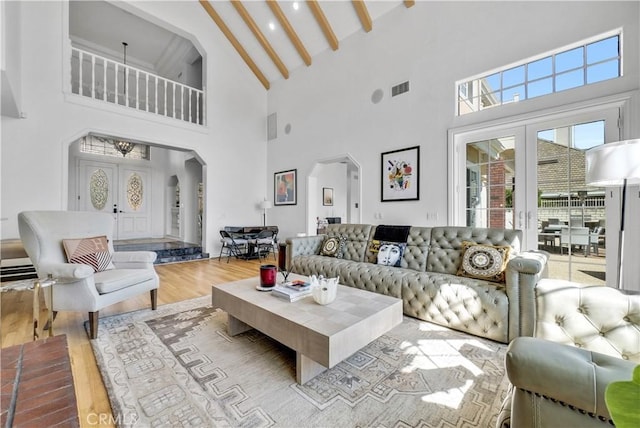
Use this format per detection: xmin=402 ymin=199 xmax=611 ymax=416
xmin=260 ymin=200 xmax=272 ymax=210
xmin=585 ymin=139 xmax=640 ymax=186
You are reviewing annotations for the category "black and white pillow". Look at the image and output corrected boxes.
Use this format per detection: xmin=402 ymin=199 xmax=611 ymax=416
xmin=375 ymin=241 xmax=406 ymax=267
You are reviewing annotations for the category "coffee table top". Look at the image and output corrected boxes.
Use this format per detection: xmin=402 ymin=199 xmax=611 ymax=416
xmin=212 ymin=274 xmax=401 ymax=338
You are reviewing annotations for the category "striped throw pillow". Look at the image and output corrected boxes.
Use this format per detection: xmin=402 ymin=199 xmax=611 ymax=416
xmin=63 ymin=235 xmax=114 ymax=272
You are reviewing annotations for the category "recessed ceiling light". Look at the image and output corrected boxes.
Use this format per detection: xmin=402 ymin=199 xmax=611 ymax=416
xmin=293 ymin=2 xmax=299 ymax=11
xmin=268 ymin=21 xmax=276 ymax=31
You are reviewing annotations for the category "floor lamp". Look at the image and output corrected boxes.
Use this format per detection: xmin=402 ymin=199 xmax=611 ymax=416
xmin=260 ymin=199 xmax=272 ymax=227
xmin=585 ymin=139 xmax=640 ymax=289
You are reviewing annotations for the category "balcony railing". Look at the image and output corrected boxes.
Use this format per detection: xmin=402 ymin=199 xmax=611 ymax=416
xmin=70 ymin=47 xmax=204 ymax=125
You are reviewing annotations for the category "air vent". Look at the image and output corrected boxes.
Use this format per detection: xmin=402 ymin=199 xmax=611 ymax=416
xmin=391 ymin=81 xmax=410 ymax=97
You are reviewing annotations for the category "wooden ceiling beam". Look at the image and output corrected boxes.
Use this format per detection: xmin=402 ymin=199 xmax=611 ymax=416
xmin=231 ymin=0 xmax=289 ymax=79
xmin=352 ymin=1 xmax=372 ymax=33
xmin=199 ymin=0 xmax=270 ymax=90
xmin=404 ymin=1 xmax=415 ymax=8
xmin=306 ymin=0 xmax=339 ymax=51
xmin=266 ymin=0 xmax=312 ymax=66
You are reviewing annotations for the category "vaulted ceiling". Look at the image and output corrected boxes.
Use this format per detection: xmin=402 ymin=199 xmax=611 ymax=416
xmin=199 ymin=1 xmax=415 ymax=89
xmin=69 ymin=1 xmax=415 ymax=90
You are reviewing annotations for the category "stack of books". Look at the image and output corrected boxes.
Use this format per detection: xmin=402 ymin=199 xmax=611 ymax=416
xmin=271 ymin=280 xmax=312 ymax=302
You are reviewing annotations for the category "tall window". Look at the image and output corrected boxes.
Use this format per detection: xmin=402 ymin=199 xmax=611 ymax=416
xmin=458 ymin=32 xmax=621 ymax=115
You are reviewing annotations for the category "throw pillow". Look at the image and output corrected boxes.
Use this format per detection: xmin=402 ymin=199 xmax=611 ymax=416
xmin=376 ymin=241 xmax=406 ymax=267
xmin=320 ymin=236 xmax=342 ymax=258
xmin=63 ymin=235 xmax=114 ymax=273
xmin=457 ymin=241 xmax=510 ymax=283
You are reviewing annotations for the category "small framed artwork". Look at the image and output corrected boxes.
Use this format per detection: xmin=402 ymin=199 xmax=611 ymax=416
xmin=381 ymin=145 xmax=420 ymax=202
xmin=274 ymin=169 xmax=297 ymax=206
xmin=322 ymin=187 xmax=334 ymax=206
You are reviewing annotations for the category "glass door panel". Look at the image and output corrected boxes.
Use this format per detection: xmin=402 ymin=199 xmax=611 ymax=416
xmin=465 ymin=136 xmax=516 ymax=229
xmin=529 ymin=107 xmax=620 ymax=286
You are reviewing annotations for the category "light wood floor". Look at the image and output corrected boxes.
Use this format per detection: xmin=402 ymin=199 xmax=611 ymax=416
xmin=1 ymin=257 xmax=268 ymax=427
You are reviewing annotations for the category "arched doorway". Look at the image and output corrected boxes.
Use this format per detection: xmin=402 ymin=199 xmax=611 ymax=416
xmin=306 ymin=154 xmax=362 ymax=235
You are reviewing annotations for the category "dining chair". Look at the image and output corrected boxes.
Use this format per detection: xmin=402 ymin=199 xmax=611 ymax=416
xmin=252 ymin=229 xmax=277 ymax=260
xmin=219 ymin=230 xmax=248 ymax=263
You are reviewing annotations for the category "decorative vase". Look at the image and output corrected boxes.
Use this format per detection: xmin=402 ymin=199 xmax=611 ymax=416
xmin=260 ymin=264 xmax=277 ymax=288
xmin=310 ymin=275 xmax=338 ymax=305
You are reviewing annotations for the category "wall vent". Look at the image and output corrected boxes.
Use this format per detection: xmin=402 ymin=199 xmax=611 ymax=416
xmin=267 ymin=113 xmax=277 ymax=140
xmin=391 ymin=81 xmax=410 ymax=97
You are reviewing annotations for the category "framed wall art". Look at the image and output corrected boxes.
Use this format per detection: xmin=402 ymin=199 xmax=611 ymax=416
xmin=274 ymin=169 xmax=297 ymax=205
xmin=381 ymin=145 xmax=420 ymax=202
xmin=322 ymin=187 xmax=334 ymax=206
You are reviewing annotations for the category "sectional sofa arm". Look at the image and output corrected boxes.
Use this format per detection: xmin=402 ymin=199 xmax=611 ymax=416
xmin=505 ymin=250 xmax=549 ymax=339
xmin=506 ymin=337 xmax=636 ymax=425
xmin=285 ymin=236 xmax=325 ymax=269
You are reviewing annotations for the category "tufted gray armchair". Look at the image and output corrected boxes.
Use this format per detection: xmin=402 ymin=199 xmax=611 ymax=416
xmin=498 ymin=279 xmax=640 ymax=427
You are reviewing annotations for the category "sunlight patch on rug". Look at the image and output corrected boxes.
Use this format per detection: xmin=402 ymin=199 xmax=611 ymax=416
xmin=91 ymin=296 xmax=509 ymax=427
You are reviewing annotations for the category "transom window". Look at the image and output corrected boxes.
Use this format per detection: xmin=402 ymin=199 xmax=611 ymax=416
xmin=457 ymin=32 xmax=621 ymax=115
xmin=81 ymin=135 xmax=150 ymax=160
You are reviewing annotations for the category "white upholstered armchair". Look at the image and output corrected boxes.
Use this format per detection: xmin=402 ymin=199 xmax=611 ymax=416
xmin=498 ymin=279 xmax=640 ymax=427
xmin=18 ymin=211 xmax=159 ymax=339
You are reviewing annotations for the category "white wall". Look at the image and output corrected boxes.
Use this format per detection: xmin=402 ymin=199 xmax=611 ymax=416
xmin=0 ymin=1 xmax=268 ymax=256
xmin=266 ymin=1 xmax=640 ymax=241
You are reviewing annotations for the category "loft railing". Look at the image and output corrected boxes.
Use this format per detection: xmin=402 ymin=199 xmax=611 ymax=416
xmin=70 ymin=47 xmax=204 ymax=125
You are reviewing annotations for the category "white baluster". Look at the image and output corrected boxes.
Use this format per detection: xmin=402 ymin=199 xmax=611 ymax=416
xmin=172 ymin=83 xmax=176 ymax=118
xmin=164 ymin=79 xmax=167 ymax=116
xmin=154 ymin=76 xmax=158 ymax=114
xmin=79 ymin=51 xmax=83 ymax=96
xmin=125 ymin=67 xmax=129 ymax=107
xmin=91 ymin=55 xmax=95 ymax=99
xmin=188 ymin=89 xmax=192 ymax=123
xmin=180 ymin=85 xmax=185 ymax=121
xmin=145 ymin=74 xmax=149 ymax=111
xmin=135 ymin=69 xmax=139 ymax=109
xmin=103 ymin=58 xmax=107 ymax=101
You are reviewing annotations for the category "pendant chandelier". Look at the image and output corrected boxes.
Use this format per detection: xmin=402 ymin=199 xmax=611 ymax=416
xmin=113 ymin=140 xmax=136 ymax=157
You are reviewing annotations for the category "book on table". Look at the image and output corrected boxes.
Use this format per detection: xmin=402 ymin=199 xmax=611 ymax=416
xmin=284 ymin=279 xmax=310 ymax=291
xmin=271 ymin=284 xmax=312 ymax=302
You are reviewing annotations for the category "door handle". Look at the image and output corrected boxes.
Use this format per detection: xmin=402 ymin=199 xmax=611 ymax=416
xmin=527 ymin=211 xmax=532 ymax=229
xmin=518 ymin=211 xmax=523 ymax=229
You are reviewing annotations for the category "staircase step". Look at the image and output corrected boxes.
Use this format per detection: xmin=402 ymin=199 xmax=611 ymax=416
xmin=1 ymin=264 xmax=38 ymax=283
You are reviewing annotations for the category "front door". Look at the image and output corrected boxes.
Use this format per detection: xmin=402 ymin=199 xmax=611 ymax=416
xmin=79 ymin=160 xmax=151 ymax=239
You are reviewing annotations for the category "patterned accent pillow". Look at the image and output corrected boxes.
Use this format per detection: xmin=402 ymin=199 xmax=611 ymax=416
xmin=63 ymin=235 xmax=115 ymax=272
xmin=320 ymin=236 xmax=342 ymax=257
xmin=376 ymin=242 xmax=406 ymax=267
xmin=458 ymin=241 xmax=510 ymax=283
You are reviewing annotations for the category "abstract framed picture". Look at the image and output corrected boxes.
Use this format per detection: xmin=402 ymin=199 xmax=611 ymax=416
xmin=381 ymin=145 xmax=420 ymax=202
xmin=322 ymin=187 xmax=334 ymax=206
xmin=274 ymin=169 xmax=297 ymax=206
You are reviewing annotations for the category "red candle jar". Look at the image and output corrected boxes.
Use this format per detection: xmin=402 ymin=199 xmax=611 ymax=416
xmin=260 ymin=264 xmax=277 ymax=288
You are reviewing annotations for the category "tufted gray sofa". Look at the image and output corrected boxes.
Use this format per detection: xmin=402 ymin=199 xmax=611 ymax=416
xmin=285 ymin=224 xmax=549 ymax=344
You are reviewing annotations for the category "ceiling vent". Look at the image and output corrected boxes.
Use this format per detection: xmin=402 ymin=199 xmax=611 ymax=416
xmin=391 ymin=81 xmax=410 ymax=97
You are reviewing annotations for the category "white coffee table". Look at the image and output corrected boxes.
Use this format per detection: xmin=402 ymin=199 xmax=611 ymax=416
xmin=211 ymin=274 xmax=403 ymax=384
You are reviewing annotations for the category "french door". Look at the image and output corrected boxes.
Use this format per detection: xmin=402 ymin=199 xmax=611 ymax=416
xmin=453 ymin=106 xmax=620 ymax=285
xmin=79 ymin=160 xmax=151 ymax=239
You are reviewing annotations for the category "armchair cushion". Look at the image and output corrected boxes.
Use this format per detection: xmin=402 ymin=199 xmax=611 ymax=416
xmin=62 ymin=235 xmax=114 ymax=272
xmin=94 ymin=268 xmax=158 ymax=294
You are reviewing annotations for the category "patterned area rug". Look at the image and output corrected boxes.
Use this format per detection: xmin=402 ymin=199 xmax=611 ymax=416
xmin=92 ymin=296 xmax=509 ymax=427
